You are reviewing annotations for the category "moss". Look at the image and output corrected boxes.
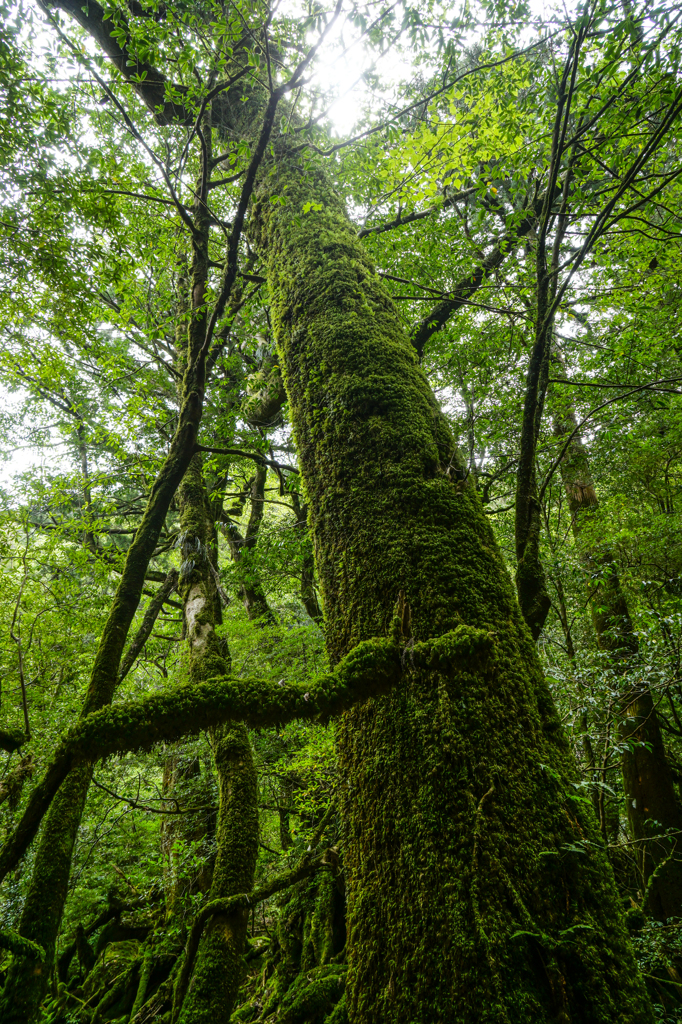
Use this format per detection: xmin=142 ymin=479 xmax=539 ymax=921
xmin=174 ymin=454 xmax=259 ymax=1024
xmin=324 ymin=991 xmax=348 ymax=1024
xmin=131 ymin=945 xmax=155 ymax=1018
xmin=249 ymin=148 xmax=654 ymax=1022
xmin=0 ymin=930 xmax=44 ymax=961
xmin=82 ymin=939 xmax=141 ymax=1000
xmin=278 ymin=963 xmax=347 ymax=1024
xmin=48 ymin=634 xmax=403 ymax=768
xmin=307 ymin=869 xmax=337 ymax=969
xmin=0 ymin=760 xmax=93 ymax=1024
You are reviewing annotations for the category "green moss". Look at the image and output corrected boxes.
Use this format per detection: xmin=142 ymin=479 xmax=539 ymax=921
xmin=307 ymin=869 xmax=337 ymax=969
xmin=0 ymin=761 xmax=93 ymax=1024
xmin=249 ymin=149 xmax=654 ymax=1023
xmin=174 ymin=453 xmax=259 ymax=1024
xmin=278 ymin=963 xmax=347 ymax=1024
xmin=53 ymin=634 xmax=403 ymax=764
xmin=0 ymin=930 xmax=44 ymax=961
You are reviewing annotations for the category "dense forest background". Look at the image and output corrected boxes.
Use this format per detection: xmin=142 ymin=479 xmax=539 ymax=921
xmin=2 ymin=0 xmax=682 ymax=1019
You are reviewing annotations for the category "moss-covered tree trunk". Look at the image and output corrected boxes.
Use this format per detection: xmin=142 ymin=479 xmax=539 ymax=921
xmin=0 ymin=762 xmax=93 ymax=1024
xmin=251 ymin=149 xmax=653 ymax=1023
xmin=552 ymin=388 xmax=682 ymax=920
xmin=174 ymin=454 xmax=259 ymax=1023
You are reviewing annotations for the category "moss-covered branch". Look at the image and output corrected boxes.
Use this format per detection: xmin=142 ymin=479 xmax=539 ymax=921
xmin=0 ymin=626 xmax=493 ymax=887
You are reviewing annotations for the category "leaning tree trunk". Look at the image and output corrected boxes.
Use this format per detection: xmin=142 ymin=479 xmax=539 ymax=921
xmin=552 ymin=380 xmax=682 ymax=921
xmin=174 ymin=453 xmax=259 ymax=1024
xmin=0 ymin=203 xmax=211 ymax=1022
xmin=251 ymin=148 xmax=653 ymax=1023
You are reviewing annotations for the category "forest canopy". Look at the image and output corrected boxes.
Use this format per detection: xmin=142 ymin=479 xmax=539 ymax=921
xmin=1 ymin=0 xmax=682 ymax=1020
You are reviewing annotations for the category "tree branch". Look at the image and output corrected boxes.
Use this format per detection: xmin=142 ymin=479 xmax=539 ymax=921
xmin=409 ymin=211 xmax=536 ymax=357
xmin=117 ymin=570 xmax=179 ymax=683
xmin=44 ymin=0 xmax=190 ymax=124
xmin=0 ymin=625 xmax=494 ymax=885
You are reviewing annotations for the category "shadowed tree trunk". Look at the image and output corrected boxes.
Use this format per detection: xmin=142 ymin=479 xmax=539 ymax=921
xmin=250 ymin=147 xmax=654 ymax=1023
xmin=551 ymin=367 xmax=682 ymax=920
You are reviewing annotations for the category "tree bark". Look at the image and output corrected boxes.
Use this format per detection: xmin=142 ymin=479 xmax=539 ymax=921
xmin=174 ymin=453 xmax=259 ymax=1024
xmin=551 ymin=370 xmax=682 ymax=920
xmin=250 ymin=147 xmax=654 ymax=1023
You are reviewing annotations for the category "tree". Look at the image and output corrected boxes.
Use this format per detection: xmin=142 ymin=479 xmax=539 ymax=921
xmin=3 ymin=0 xmax=681 ymax=1020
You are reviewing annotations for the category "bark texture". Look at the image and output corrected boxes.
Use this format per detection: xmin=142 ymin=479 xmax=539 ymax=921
xmin=251 ymin=148 xmax=654 ymax=1023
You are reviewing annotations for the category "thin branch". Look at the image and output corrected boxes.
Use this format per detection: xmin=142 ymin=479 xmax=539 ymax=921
xmin=195 ymin=444 xmax=299 ymax=474
xmin=92 ymin=777 xmax=213 ymax=815
xmin=118 ymin=570 xmax=179 ymax=684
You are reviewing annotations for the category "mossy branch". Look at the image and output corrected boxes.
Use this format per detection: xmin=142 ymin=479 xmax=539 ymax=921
xmin=0 ymin=928 xmax=45 ymax=961
xmin=0 ymin=626 xmax=495 ymax=886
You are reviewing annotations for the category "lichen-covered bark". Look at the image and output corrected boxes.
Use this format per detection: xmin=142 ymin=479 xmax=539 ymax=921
xmin=251 ymin=149 xmax=653 ymax=1023
xmin=174 ymin=454 xmax=259 ymax=1024
xmin=552 ymin=389 xmax=682 ymax=920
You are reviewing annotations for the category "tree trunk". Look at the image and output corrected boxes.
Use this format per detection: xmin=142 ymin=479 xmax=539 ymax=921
xmin=552 ymin=380 xmax=682 ymax=920
xmin=174 ymin=453 xmax=259 ymax=1024
xmin=0 ymin=762 xmax=92 ymax=1024
xmin=250 ymin=149 xmax=653 ymax=1023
